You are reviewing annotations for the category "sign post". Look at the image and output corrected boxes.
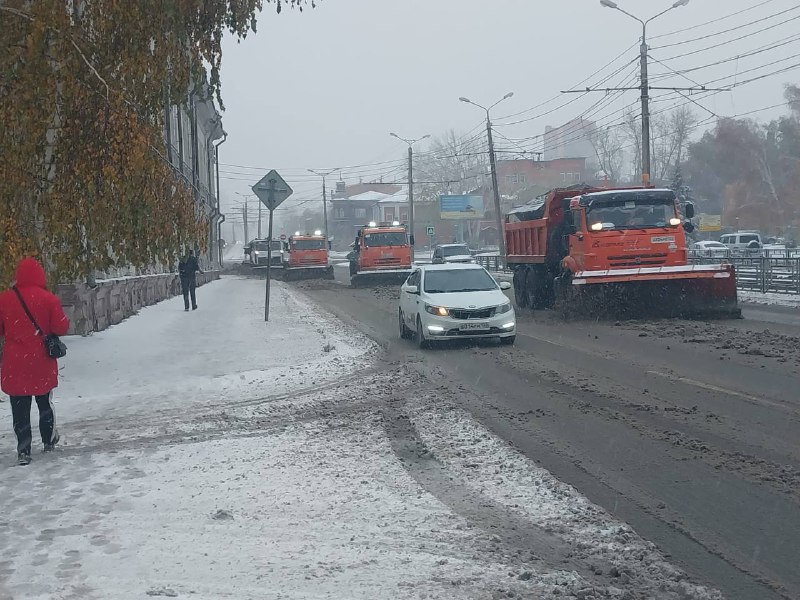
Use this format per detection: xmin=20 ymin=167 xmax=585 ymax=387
xmin=426 ymin=225 xmax=435 ymax=261
xmin=252 ymin=170 xmax=293 ymax=322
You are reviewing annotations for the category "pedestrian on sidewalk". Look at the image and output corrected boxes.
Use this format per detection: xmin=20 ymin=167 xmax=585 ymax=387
xmin=178 ymin=249 xmax=204 ymax=311
xmin=0 ymin=258 xmax=70 ymax=465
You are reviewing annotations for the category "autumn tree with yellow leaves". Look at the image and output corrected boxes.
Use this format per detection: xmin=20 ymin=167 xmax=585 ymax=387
xmin=0 ymin=0 xmax=310 ymax=285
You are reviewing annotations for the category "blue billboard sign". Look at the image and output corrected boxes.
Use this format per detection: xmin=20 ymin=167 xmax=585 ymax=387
xmin=439 ymin=194 xmax=485 ymax=220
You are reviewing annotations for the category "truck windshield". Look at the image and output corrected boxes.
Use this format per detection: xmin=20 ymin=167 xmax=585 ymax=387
xmin=424 ymin=269 xmax=497 ymax=293
xmin=293 ymin=239 xmax=326 ymax=250
xmin=364 ymin=232 xmax=407 ymax=247
xmin=587 ymin=200 xmax=675 ymax=230
xmin=441 ymin=245 xmax=470 ymax=257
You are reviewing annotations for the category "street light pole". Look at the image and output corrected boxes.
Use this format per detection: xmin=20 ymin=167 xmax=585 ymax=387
xmin=601 ymin=0 xmax=691 ymax=186
xmin=390 ymin=133 xmax=431 ymax=251
xmin=459 ymin=92 xmax=514 ymax=263
xmin=308 ymin=168 xmax=340 ymax=246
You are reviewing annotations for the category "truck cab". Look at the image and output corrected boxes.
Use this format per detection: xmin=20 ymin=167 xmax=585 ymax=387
xmin=562 ymin=188 xmax=694 ymax=274
xmin=280 ymin=231 xmax=334 ymax=279
xmin=349 ymin=222 xmax=412 ymax=282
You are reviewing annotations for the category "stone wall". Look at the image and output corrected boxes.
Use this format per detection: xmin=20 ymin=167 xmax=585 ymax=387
xmin=57 ymin=272 xmax=220 ymax=335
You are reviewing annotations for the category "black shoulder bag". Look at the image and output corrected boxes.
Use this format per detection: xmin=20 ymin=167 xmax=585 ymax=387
xmin=12 ymin=287 xmax=67 ymax=359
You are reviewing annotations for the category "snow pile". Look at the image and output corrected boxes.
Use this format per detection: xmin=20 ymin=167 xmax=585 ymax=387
xmin=407 ymin=397 xmax=724 ymax=600
xmin=738 ymin=290 xmax=800 ymax=308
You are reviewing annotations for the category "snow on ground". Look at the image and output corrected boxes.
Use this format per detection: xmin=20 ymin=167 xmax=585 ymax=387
xmin=738 ymin=289 xmax=800 ymax=308
xmin=407 ymin=396 xmax=722 ymax=600
xmin=0 ymin=276 xmax=724 ymax=599
xmin=51 ymin=276 xmax=374 ymax=423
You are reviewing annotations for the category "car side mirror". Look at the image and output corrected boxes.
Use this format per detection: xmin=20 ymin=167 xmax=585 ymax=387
xmin=403 ymin=284 xmax=419 ymax=295
xmin=684 ymin=202 xmax=695 ymax=219
xmin=683 ymin=221 xmax=695 ymax=234
xmin=346 ymin=251 xmax=354 ymax=260
xmin=244 ymin=247 xmax=251 ymax=255
xmin=499 ymin=281 xmax=512 ymax=291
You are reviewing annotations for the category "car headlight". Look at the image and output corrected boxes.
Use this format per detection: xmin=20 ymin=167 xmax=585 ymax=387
xmin=497 ymin=302 xmax=512 ymax=314
xmin=425 ymin=304 xmax=450 ymax=317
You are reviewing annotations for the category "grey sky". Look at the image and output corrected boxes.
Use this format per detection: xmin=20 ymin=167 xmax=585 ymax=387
xmin=218 ymin=0 xmax=799 ymax=223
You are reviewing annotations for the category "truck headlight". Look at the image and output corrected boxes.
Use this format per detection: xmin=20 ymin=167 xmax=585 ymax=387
xmin=425 ymin=305 xmax=449 ymax=317
xmin=497 ymin=302 xmax=512 ymax=314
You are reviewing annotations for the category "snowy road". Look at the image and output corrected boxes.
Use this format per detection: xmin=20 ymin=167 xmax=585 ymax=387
xmin=0 ymin=276 xmax=730 ymax=599
xmin=292 ymin=265 xmax=800 ymax=600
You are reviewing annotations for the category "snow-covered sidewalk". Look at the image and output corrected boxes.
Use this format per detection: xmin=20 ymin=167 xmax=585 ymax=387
xmin=0 ymin=277 xmax=722 ymax=599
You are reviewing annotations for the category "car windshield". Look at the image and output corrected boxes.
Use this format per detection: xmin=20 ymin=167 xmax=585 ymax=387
xmin=293 ymin=239 xmax=326 ymax=250
xmin=587 ymin=199 xmax=675 ymax=230
xmin=424 ymin=268 xmax=497 ymax=293
xmin=364 ymin=232 xmax=407 ymax=247
xmin=441 ymin=245 xmax=470 ymax=257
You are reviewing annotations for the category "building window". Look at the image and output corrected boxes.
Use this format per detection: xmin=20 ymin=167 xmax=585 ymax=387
xmin=334 ymin=208 xmax=346 ymax=219
xmin=354 ymin=208 xmax=367 ymax=219
xmin=519 ymin=173 xmax=527 ymax=185
xmin=400 ymin=210 xmax=408 ymax=222
xmin=561 ymin=173 xmax=566 ymax=183
xmin=384 ymin=208 xmax=395 ymax=221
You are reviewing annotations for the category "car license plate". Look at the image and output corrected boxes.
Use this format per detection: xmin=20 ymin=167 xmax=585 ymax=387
xmin=460 ymin=322 xmax=489 ymax=331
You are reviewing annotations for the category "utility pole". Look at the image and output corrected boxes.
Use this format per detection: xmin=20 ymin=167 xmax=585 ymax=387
xmin=639 ymin=35 xmax=651 ymax=186
xmin=459 ymin=92 xmax=514 ymax=264
xmin=308 ymin=168 xmax=340 ymax=247
xmin=581 ymin=0 xmax=704 ymax=186
xmin=390 ymin=133 xmax=431 ymax=252
xmin=485 ymin=116 xmax=503 ymax=256
xmin=243 ymin=199 xmax=249 ymax=243
xmin=258 ymin=201 xmax=262 ymax=238
xmin=407 ymin=145 xmax=414 ymax=246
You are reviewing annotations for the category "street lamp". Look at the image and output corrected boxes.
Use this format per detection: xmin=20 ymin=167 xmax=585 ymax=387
xmin=600 ymin=0 xmax=691 ymax=185
xmin=459 ymin=92 xmax=514 ymax=263
xmin=307 ymin=168 xmax=340 ymax=246
xmin=389 ymin=133 xmax=431 ymax=250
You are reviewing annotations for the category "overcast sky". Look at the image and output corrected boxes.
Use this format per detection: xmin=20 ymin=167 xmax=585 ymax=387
xmin=217 ymin=0 xmax=800 ymax=223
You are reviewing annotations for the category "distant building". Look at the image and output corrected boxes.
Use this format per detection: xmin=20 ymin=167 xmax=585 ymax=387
xmin=544 ymin=118 xmax=596 ymax=168
xmin=329 ymin=184 xmax=402 ymax=249
xmin=497 ymin=157 xmax=589 ymax=197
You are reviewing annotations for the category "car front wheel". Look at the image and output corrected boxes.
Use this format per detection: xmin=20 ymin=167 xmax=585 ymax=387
xmin=399 ymin=310 xmax=412 ymax=340
xmin=416 ymin=316 xmax=430 ymax=349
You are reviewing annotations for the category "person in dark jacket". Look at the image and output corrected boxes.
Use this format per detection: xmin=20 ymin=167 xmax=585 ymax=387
xmin=0 ymin=258 xmax=70 ymax=465
xmin=178 ymin=250 xmax=204 ymax=311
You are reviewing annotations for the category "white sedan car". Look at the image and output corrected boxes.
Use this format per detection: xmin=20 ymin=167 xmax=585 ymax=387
xmin=398 ymin=264 xmax=516 ymax=348
xmin=692 ymin=241 xmax=730 ymax=258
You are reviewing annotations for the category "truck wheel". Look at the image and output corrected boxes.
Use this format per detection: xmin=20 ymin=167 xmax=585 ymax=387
xmin=349 ymin=261 xmax=357 ymax=276
xmin=525 ymin=267 xmax=541 ymax=309
xmin=553 ymin=275 xmax=575 ymax=319
xmin=513 ymin=269 xmax=529 ymax=308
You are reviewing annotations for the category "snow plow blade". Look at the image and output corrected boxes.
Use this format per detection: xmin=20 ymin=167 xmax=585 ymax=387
xmin=276 ymin=266 xmax=334 ymax=282
xmin=556 ymin=264 xmax=741 ymax=320
xmin=350 ymin=269 xmax=411 ymax=288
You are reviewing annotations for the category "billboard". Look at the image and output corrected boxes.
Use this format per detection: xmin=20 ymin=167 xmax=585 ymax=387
xmin=698 ymin=213 xmax=722 ymax=232
xmin=439 ymin=194 xmax=485 ymax=220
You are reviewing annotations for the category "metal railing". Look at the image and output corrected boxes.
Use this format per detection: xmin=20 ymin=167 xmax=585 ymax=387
xmin=477 ymin=253 xmax=800 ymax=295
xmin=475 ymin=255 xmax=506 ymax=272
xmin=689 ymin=255 xmax=800 ymax=295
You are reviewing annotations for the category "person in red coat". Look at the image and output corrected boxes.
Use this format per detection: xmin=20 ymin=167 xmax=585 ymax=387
xmin=0 ymin=258 xmax=69 ymax=465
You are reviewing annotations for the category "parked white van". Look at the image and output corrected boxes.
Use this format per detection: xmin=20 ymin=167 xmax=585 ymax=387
xmin=720 ymin=231 xmax=762 ymax=253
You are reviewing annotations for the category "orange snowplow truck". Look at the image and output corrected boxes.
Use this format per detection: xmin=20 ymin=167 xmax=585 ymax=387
xmin=348 ymin=222 xmax=413 ymax=286
xmin=280 ymin=232 xmax=334 ymax=280
xmin=505 ymin=186 xmax=741 ymax=319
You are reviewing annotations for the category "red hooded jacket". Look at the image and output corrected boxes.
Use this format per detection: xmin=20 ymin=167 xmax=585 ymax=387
xmin=0 ymin=259 xmax=70 ymax=396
